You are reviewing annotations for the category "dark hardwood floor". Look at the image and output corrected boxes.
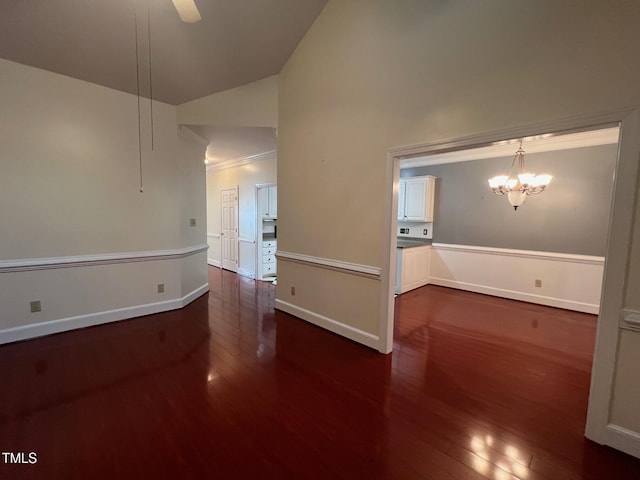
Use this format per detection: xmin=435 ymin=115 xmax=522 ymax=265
xmin=1 ymin=267 xmax=640 ymax=479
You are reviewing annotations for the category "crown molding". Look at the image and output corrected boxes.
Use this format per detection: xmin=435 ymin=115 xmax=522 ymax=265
xmin=206 ymin=149 xmax=277 ymax=171
xmin=400 ymin=126 xmax=620 ymax=169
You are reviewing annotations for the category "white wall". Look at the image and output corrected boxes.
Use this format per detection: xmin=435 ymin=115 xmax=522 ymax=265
xmin=206 ymin=155 xmax=277 ymax=278
xmin=0 ymin=59 xmax=208 ymax=343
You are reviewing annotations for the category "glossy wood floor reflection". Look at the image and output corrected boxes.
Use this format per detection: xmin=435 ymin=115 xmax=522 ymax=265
xmin=1 ymin=269 xmax=640 ymax=479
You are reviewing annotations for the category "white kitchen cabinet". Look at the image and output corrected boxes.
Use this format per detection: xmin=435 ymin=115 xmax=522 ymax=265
xmin=395 ymin=245 xmax=431 ymax=294
xmin=258 ymin=185 xmax=277 ymax=218
xmin=261 ymin=239 xmax=277 ymax=279
xmin=398 ymin=176 xmax=435 ymax=222
xmin=257 ymin=184 xmax=277 ymax=281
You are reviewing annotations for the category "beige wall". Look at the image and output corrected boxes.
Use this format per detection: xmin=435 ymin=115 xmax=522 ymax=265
xmin=276 ymin=0 xmax=640 ymax=442
xmin=177 ymin=75 xmax=278 ymax=127
xmin=0 ymin=59 xmax=208 ymax=337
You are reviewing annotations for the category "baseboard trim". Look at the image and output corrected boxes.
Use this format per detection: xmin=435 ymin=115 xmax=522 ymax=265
xmin=429 ymin=277 xmax=600 ymax=314
xmin=0 ymin=283 xmax=210 ymax=345
xmin=237 ymin=268 xmax=255 ymax=279
xmin=275 ymin=299 xmax=380 ymax=351
xmin=207 ymin=258 xmax=222 ymax=268
xmin=277 ymin=251 xmax=381 ymax=279
xmin=0 ymin=243 xmax=209 ymax=273
xmin=603 ymin=424 xmax=640 ymax=459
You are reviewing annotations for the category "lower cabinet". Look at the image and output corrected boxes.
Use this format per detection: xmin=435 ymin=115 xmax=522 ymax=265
xmin=261 ymin=240 xmax=277 ymax=280
xmin=395 ymin=246 xmax=431 ymax=294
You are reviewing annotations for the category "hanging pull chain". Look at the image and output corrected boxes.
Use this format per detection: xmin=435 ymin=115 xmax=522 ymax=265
xmin=147 ymin=0 xmax=154 ymax=151
xmin=134 ymin=0 xmax=144 ymax=193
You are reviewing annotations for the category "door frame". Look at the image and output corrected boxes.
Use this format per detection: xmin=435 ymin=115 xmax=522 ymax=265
xmin=380 ymin=107 xmax=640 ymax=455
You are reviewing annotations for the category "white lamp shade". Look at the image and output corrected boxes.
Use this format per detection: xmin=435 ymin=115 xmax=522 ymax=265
xmin=506 ymin=178 xmax=518 ymax=190
xmin=518 ymin=172 xmax=536 ymax=185
xmin=488 ymin=175 xmax=509 ymax=188
xmin=533 ymin=174 xmax=553 ymax=187
xmin=507 ymin=190 xmax=527 ymax=209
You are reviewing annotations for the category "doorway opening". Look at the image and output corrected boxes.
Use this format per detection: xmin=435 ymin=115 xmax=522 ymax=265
xmin=393 ymin=126 xmax=618 ymax=312
xmin=380 ymin=109 xmax=640 ymax=455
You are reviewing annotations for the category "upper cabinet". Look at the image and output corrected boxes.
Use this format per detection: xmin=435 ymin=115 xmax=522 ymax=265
xmin=398 ymin=176 xmax=436 ymax=222
xmin=258 ymin=185 xmax=277 ymax=218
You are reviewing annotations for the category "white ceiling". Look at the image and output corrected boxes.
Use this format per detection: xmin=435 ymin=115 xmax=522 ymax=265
xmin=0 ymin=0 xmax=327 ymax=105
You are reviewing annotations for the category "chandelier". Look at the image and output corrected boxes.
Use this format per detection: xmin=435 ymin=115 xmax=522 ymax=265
xmin=488 ymin=142 xmax=552 ymax=210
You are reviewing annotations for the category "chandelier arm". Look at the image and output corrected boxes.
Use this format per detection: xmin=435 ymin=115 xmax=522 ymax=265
xmin=527 ymin=186 xmax=547 ymax=195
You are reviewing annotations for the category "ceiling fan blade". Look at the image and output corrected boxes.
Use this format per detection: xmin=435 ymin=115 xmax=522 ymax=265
xmin=171 ymin=0 xmax=202 ymax=23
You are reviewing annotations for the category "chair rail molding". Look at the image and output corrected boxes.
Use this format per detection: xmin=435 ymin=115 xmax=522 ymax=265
xmin=276 ymin=251 xmax=381 ymax=280
xmin=0 ymin=244 xmax=209 ymax=273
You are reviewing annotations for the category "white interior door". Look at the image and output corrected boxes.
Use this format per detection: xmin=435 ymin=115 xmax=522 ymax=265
xmin=221 ymin=186 xmax=239 ymax=272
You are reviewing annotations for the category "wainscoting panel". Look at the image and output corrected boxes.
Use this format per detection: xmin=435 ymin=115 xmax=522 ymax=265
xmin=275 ymin=256 xmax=383 ymax=351
xmin=0 ymin=245 xmax=209 ymax=344
xmin=429 ymin=243 xmax=605 ymax=314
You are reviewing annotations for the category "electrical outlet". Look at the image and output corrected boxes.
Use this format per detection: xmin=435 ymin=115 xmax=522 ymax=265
xmin=189 ymin=218 xmax=196 ymax=227
xmin=157 ymin=283 xmax=165 ymax=293
xmin=290 ymin=286 xmax=296 ymax=296
xmin=30 ymin=300 xmax=41 ymax=313
xmin=535 ymin=279 xmax=542 ymax=288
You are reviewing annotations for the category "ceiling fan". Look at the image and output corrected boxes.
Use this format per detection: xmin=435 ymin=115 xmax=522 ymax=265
xmin=171 ymin=0 xmax=201 ymax=23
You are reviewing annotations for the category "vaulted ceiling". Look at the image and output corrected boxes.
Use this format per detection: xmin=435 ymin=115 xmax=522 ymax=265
xmin=0 ymin=0 xmax=327 ymax=105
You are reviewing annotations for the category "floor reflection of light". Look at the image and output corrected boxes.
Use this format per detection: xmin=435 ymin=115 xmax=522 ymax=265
xmin=505 ymin=445 xmax=520 ymax=460
xmin=471 ymin=436 xmax=486 ymax=453
xmin=471 ymin=454 xmax=490 ymax=475
xmin=512 ymin=461 xmax=529 ymax=478
xmin=469 ymin=433 xmax=529 ymax=480
xmin=207 ymin=371 xmax=219 ymax=383
xmin=494 ymin=466 xmax=511 ymax=480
